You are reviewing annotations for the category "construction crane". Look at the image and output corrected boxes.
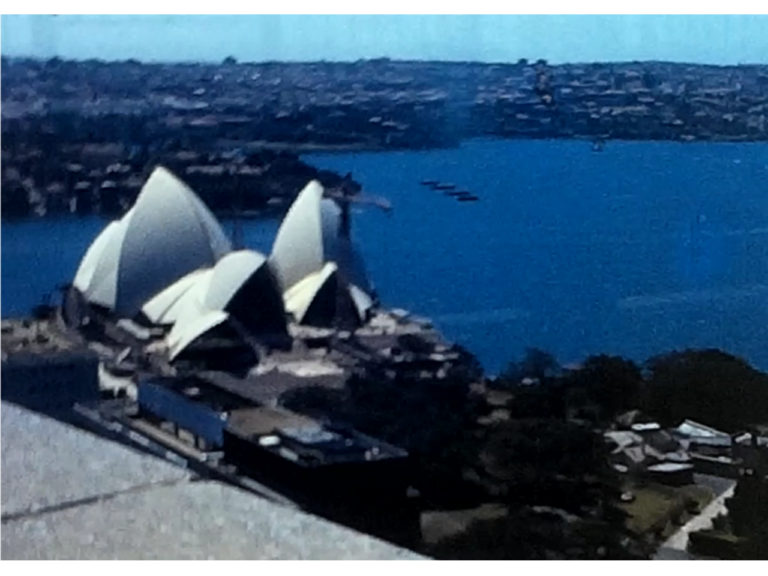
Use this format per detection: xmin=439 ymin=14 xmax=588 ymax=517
xmin=323 ymin=174 xmax=391 ymax=331
xmin=324 ymin=173 xmax=392 ymax=239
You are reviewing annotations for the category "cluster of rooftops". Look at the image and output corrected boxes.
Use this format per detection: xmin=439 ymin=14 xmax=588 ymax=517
xmin=70 ymin=166 xmax=377 ymax=363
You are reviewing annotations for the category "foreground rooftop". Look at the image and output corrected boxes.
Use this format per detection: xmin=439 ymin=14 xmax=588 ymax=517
xmin=1 ymin=402 xmax=424 ymax=560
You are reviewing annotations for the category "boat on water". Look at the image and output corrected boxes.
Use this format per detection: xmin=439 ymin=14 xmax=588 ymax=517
xmin=433 ymin=183 xmax=457 ymax=191
xmin=457 ymin=195 xmax=480 ymax=202
xmin=445 ymin=190 xmax=471 ymax=197
xmin=419 ymin=179 xmax=439 ymax=186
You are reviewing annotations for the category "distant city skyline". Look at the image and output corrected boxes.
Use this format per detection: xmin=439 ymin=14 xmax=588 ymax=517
xmin=2 ymin=14 xmax=768 ymax=65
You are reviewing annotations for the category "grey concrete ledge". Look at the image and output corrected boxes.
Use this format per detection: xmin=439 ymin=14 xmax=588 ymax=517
xmin=1 ymin=402 xmax=191 ymax=518
xmin=3 ymin=481 xmax=424 ymax=560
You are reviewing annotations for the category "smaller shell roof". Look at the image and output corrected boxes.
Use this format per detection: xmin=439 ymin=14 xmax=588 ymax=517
xmin=284 ymin=262 xmax=339 ymax=324
xmin=154 ymin=249 xmax=288 ymax=359
xmin=144 ymin=249 xmax=278 ymax=324
xmin=73 ymin=220 xmax=120 ymax=294
xmin=75 ymin=209 xmax=135 ymax=308
xmin=141 ymin=269 xmax=209 ymax=326
xmin=167 ymin=309 xmax=230 ymax=361
xmin=204 ymin=250 xmax=269 ymax=311
xmin=283 ymin=262 xmax=373 ymax=327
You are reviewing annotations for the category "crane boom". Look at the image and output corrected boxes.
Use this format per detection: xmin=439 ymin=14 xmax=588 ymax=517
xmin=324 ymin=190 xmax=392 ymax=213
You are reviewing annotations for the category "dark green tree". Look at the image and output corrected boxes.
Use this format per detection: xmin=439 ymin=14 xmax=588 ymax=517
xmin=506 ymin=383 xmax=568 ymax=420
xmin=480 ymin=419 xmax=618 ymax=512
xmin=562 ymin=355 xmax=645 ymax=424
xmin=644 ymin=349 xmax=768 ymax=432
xmin=436 ymin=417 xmax=648 ymax=559
xmin=729 ymin=475 xmax=768 ymax=534
xmin=693 ymin=475 xmax=768 ymax=559
xmin=500 ymin=347 xmax=561 ymax=384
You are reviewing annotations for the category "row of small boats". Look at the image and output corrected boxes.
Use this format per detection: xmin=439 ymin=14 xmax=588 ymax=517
xmin=419 ymin=180 xmax=480 ymax=202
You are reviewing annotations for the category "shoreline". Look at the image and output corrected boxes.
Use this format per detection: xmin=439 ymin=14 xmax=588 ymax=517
xmin=3 ymin=135 xmax=766 ymax=223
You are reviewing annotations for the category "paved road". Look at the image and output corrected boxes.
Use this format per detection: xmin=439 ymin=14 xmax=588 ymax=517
xmin=653 ymin=478 xmax=737 ymax=560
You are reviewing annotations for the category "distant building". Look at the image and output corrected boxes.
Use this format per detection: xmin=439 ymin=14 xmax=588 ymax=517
xmin=672 ymin=419 xmax=733 ymax=456
xmin=0 ymin=321 xmax=99 ymax=418
xmin=733 ymin=428 xmax=768 ymax=478
xmin=671 ymin=419 xmax=740 ymax=478
xmin=605 ymin=425 xmax=694 ymax=486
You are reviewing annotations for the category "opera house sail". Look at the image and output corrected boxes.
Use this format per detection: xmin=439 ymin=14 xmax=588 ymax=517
xmin=269 ymin=180 xmax=374 ymax=329
xmin=72 ymin=167 xmax=232 ymax=318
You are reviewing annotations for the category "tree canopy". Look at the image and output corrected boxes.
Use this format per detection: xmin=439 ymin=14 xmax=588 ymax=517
xmin=435 ymin=416 xmax=647 ymax=560
xmin=480 ymin=418 xmax=616 ymax=513
xmin=499 ymin=347 xmax=561 ymax=385
xmin=562 ymin=354 xmax=645 ymax=424
xmin=644 ymin=349 xmax=768 ymax=432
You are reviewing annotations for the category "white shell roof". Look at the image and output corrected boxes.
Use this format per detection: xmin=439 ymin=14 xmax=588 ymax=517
xmin=141 ymin=269 xmax=209 ymax=325
xmin=73 ymin=221 xmax=119 ymax=294
xmin=166 ymin=309 xmax=230 ymax=361
xmin=349 ymin=284 xmax=374 ymax=318
xmin=74 ymin=169 xmax=376 ymax=355
xmin=269 ymin=180 xmax=326 ymax=293
xmin=72 ymin=167 xmax=232 ymax=317
xmin=114 ymin=167 xmax=232 ymax=316
xmin=283 ymin=261 xmax=372 ymax=326
xmin=204 ymin=250 xmax=269 ymax=311
xmin=144 ymin=250 xmax=278 ymax=323
xmin=74 ymin=210 xmax=135 ymax=309
xmin=284 ymin=262 xmax=339 ymax=324
xmin=153 ymin=250 xmax=287 ymax=358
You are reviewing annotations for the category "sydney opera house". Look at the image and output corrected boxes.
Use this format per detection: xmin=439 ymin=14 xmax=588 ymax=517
xmin=61 ymin=166 xmax=466 ymax=385
xmin=65 ymin=168 xmax=372 ymax=363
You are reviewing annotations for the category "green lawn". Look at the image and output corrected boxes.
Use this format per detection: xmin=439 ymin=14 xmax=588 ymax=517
xmin=620 ymin=481 xmax=714 ymax=540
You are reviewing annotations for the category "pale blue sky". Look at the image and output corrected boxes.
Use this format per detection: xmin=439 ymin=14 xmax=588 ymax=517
xmin=2 ymin=14 xmax=768 ymax=65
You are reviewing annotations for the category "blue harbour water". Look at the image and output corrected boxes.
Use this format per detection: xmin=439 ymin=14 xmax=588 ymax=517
xmin=2 ymin=139 xmax=768 ymax=374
